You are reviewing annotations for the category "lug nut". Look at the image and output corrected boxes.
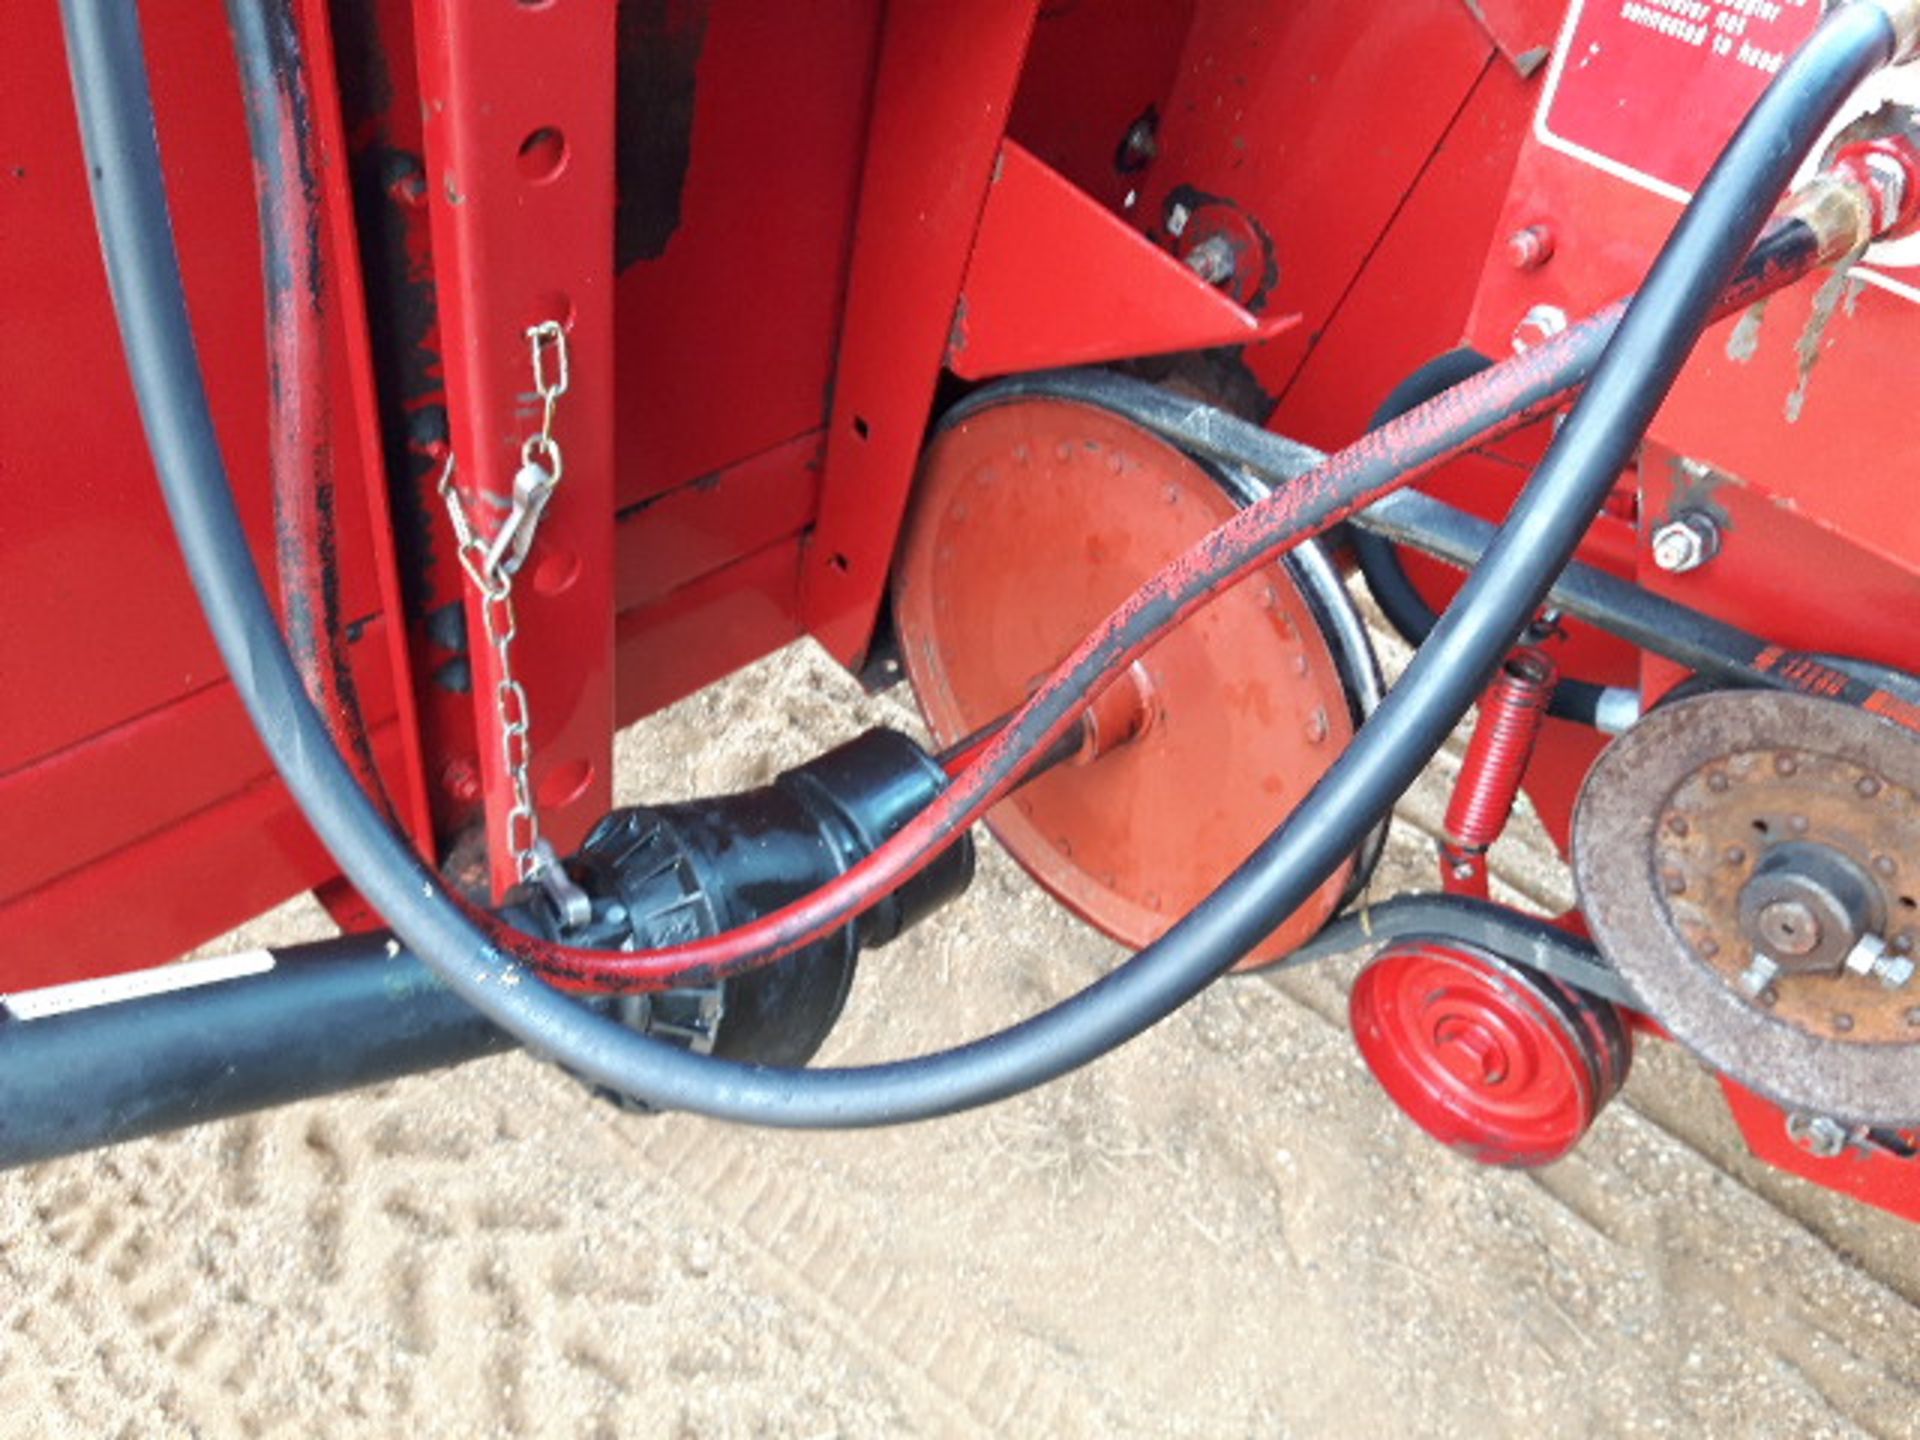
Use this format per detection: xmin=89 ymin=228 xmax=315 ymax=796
xmin=1651 ymin=512 xmax=1721 ymax=574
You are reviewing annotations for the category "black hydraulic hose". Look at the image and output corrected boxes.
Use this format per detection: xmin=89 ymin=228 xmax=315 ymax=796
xmin=57 ymin=0 xmax=1901 ymax=1126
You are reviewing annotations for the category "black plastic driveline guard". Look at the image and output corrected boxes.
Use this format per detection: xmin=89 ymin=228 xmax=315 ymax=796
xmin=0 ymin=729 xmax=974 ymax=1167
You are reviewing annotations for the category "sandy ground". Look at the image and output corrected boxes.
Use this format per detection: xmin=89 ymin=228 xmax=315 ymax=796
xmin=5 ymin=633 xmax=1920 ymax=1439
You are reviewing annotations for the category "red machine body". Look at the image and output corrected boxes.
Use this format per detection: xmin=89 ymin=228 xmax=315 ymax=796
xmin=6 ymin=1 xmax=1919 ymax=1217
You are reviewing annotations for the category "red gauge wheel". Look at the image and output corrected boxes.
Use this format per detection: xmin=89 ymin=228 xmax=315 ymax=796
xmin=1350 ymin=939 xmax=1633 ymax=1168
xmin=892 ymin=398 xmax=1372 ymax=968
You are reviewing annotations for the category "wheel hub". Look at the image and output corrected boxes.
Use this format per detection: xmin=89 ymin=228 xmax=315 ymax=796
xmin=1575 ymin=690 xmax=1920 ymax=1123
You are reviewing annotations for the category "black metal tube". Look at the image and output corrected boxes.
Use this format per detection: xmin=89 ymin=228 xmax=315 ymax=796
xmin=0 ymin=937 xmax=515 ymax=1167
xmin=57 ymin=0 xmax=1897 ymax=1127
xmin=1356 ymin=489 xmax=1781 ymax=682
xmin=1358 ymin=488 xmax=1920 ymax=708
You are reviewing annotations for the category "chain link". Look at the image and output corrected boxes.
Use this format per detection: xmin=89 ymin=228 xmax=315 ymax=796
xmin=436 ymin=321 xmax=575 ymax=890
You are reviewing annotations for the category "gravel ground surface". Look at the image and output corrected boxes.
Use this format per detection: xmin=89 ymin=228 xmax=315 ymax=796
xmin=4 ymin=633 xmax=1918 ymax=1438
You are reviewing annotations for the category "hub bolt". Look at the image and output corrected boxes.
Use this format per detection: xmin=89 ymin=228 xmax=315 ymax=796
xmin=1845 ymin=933 xmax=1917 ymax=988
xmin=1738 ymin=953 xmax=1780 ymax=996
xmin=1510 ymin=303 xmax=1568 ymax=355
xmin=1506 ymin=224 xmax=1556 ymax=270
xmin=1182 ymin=234 xmax=1237 ymax=287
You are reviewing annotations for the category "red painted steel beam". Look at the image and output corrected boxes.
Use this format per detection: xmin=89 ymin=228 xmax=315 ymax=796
xmin=801 ymin=0 xmax=1041 ymax=668
xmin=947 ymin=141 xmax=1298 ymax=380
xmin=413 ymin=0 xmax=617 ymax=897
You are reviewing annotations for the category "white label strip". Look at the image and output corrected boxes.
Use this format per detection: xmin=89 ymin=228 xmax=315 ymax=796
xmin=2 ymin=950 xmax=277 ymax=1021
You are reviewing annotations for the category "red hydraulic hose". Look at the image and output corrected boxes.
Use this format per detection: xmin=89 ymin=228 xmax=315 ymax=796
xmin=232 ymin=0 xmax=395 ymax=820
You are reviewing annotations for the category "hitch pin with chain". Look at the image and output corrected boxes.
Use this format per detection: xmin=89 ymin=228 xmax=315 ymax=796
xmin=483 ymin=320 xmax=569 ymax=580
xmin=436 ymin=320 xmax=592 ymax=930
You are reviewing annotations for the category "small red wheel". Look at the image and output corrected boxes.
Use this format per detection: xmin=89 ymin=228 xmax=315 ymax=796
xmin=1350 ymin=939 xmax=1632 ymax=1168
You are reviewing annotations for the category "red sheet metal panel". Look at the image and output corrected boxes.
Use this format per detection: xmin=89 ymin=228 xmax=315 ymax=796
xmin=0 ymin=2 xmax=388 ymax=772
xmin=1538 ymin=0 xmax=1820 ymax=196
xmin=0 ymin=2 xmax=411 ymax=977
xmin=1459 ymin=0 xmax=1568 ymax=75
xmin=1135 ymin=0 xmax=1499 ymax=410
xmin=413 ymin=0 xmax=618 ymax=896
xmin=1 ymin=722 xmax=416 ymax=993
xmin=1008 ymin=0 xmax=1199 ymax=214
xmin=801 ymin=0 xmax=1041 ymax=667
xmin=613 ymin=432 xmax=822 ymax=616
xmin=947 ymin=141 xmax=1298 ymax=380
xmin=610 ymin=3 xmax=880 ymax=509
xmin=616 ymin=541 xmax=805 ymax=726
xmin=1272 ymin=59 xmax=1542 ymax=447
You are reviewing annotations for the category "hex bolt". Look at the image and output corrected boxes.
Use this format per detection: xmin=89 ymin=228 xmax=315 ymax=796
xmin=1844 ymin=932 xmax=1888 ymax=975
xmin=1878 ymin=955 xmax=1919 ymax=988
xmin=1118 ymin=115 xmax=1159 ymax=170
xmin=1506 ymin=224 xmax=1555 ymax=270
xmin=1183 ymin=234 xmax=1237 ymax=287
xmin=1650 ymin=511 xmax=1721 ymax=574
xmin=1841 ymin=932 xmax=1914 ymax=988
xmin=1509 ymin=303 xmax=1568 ymax=355
xmin=1787 ymin=1112 xmax=1851 ymax=1159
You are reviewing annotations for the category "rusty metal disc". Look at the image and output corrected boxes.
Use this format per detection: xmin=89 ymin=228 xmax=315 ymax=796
xmin=1574 ymin=690 xmax=1920 ymax=1124
xmin=892 ymin=397 xmax=1370 ymax=968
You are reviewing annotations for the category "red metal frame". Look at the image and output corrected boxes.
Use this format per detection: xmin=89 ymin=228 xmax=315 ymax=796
xmin=801 ymin=0 xmax=1041 ymax=667
xmin=412 ymin=0 xmax=618 ymax=896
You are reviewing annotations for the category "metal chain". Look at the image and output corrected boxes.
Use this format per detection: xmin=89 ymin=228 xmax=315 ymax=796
xmin=436 ymin=320 xmax=579 ymax=898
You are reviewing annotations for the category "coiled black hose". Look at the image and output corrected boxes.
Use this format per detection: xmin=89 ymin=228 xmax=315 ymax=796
xmin=55 ymin=0 xmax=1901 ymax=1125
xmin=1348 ymin=349 xmax=1612 ymax=726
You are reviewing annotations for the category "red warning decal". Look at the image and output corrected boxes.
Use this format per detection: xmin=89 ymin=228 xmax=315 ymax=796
xmin=1538 ymin=0 xmax=1823 ymax=196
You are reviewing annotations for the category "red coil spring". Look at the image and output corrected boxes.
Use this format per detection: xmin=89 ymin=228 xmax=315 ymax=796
xmin=1442 ymin=647 xmax=1558 ymax=893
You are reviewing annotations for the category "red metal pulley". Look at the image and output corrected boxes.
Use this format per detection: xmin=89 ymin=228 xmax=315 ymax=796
xmin=892 ymin=397 xmax=1373 ymax=969
xmin=1350 ymin=939 xmax=1633 ymax=1168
